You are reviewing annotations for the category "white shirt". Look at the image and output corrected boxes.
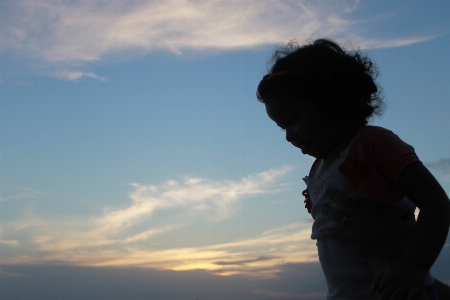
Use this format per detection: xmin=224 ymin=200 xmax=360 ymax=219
xmin=303 ymin=145 xmax=432 ymax=299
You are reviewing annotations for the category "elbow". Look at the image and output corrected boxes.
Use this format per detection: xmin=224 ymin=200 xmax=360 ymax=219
xmin=435 ymin=198 xmax=450 ymax=229
xmin=445 ymin=199 xmax=450 ymax=227
xmin=417 ymin=197 xmax=450 ymax=229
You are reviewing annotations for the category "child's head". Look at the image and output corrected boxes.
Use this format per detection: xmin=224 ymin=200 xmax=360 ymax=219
xmin=256 ymin=38 xmax=385 ymax=158
xmin=257 ymin=38 xmax=384 ymax=125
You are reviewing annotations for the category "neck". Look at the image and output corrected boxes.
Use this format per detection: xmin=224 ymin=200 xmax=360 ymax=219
xmin=322 ymin=123 xmax=364 ymax=164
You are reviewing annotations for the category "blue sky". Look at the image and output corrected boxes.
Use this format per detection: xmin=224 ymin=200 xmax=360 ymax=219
xmin=1 ymin=1 xmax=450 ymax=299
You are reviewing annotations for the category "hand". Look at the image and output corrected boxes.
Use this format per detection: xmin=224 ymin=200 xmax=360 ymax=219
xmin=371 ymin=260 xmax=427 ymax=300
xmin=321 ymin=188 xmax=415 ymax=269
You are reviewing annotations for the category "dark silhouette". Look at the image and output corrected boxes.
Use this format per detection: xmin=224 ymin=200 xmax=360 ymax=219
xmin=257 ymin=38 xmax=450 ymax=299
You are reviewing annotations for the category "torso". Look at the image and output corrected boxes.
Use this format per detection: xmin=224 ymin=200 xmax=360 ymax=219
xmin=312 ymin=159 xmax=328 ymax=178
xmin=304 ymin=144 xmax=377 ymax=299
xmin=303 ymin=125 xmax=431 ymax=299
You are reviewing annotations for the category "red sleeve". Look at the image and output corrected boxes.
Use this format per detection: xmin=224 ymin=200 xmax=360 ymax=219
xmin=362 ymin=126 xmax=420 ymax=185
xmin=340 ymin=126 xmax=420 ymax=205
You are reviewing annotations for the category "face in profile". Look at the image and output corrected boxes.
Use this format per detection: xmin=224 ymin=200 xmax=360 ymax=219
xmin=264 ymin=97 xmax=344 ymax=159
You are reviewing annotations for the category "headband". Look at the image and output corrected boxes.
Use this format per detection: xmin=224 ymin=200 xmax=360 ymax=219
xmin=262 ymin=70 xmax=298 ymax=81
xmin=269 ymin=70 xmax=296 ymax=78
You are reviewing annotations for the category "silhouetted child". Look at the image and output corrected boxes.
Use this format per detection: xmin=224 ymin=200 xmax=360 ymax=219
xmin=256 ymin=38 xmax=449 ymax=300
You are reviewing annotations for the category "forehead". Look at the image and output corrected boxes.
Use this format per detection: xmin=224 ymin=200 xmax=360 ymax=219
xmin=265 ymin=98 xmax=309 ymax=122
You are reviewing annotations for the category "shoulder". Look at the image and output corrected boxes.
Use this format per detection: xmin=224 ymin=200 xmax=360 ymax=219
xmin=349 ymin=125 xmax=420 ymax=184
xmin=341 ymin=126 xmax=419 ymax=203
xmin=355 ymin=125 xmax=395 ymax=142
xmin=353 ymin=126 xmax=412 ymax=154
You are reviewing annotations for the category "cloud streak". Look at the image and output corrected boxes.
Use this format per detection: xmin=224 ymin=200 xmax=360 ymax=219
xmin=97 ymin=165 xmax=291 ymax=232
xmin=1 ymin=0 xmax=442 ymax=69
xmin=56 ymin=71 xmax=107 ymax=81
xmin=425 ymin=158 xmax=450 ymax=176
xmin=0 ymin=0 xmax=344 ymax=62
xmin=0 ymin=186 xmax=48 ymax=202
xmin=0 ymin=166 xmax=319 ymax=277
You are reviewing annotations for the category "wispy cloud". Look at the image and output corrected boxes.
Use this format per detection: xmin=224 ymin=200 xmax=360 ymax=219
xmin=89 ymin=223 xmax=316 ymax=278
xmin=97 ymin=165 xmax=292 ymax=232
xmin=1 ymin=0 xmax=443 ymax=78
xmin=425 ymin=158 xmax=450 ymax=182
xmin=0 ymin=186 xmax=48 ymax=202
xmin=0 ymin=0 xmax=348 ymax=62
xmin=0 ymin=240 xmax=19 ymax=247
xmin=0 ymin=166 xmax=318 ymax=277
xmin=356 ymin=34 xmax=445 ymax=50
xmin=56 ymin=71 xmax=107 ymax=81
xmin=425 ymin=158 xmax=450 ymax=177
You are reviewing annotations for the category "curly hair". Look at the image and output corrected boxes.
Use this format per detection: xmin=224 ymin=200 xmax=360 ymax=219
xmin=257 ymin=39 xmax=385 ymax=124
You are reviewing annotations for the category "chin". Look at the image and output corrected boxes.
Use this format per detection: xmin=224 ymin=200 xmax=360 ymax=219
xmin=309 ymin=150 xmax=325 ymax=159
xmin=306 ymin=151 xmax=319 ymax=159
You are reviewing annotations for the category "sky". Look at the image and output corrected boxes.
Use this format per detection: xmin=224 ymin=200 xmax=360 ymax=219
xmin=1 ymin=0 xmax=450 ymax=299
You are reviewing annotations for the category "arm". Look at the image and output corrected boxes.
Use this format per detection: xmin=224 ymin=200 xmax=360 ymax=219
xmin=373 ymin=161 xmax=450 ymax=299
xmin=322 ymin=188 xmax=450 ymax=300
xmin=396 ymin=161 xmax=450 ymax=274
